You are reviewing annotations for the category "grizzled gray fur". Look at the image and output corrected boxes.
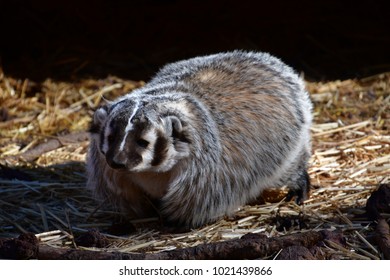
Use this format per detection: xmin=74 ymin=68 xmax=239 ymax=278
xmin=87 ymin=50 xmax=313 ymax=228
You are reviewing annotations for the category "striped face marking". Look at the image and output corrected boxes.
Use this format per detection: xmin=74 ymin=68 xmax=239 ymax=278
xmin=119 ymin=100 xmax=140 ymax=151
xmin=98 ymin=93 xmax=191 ymax=173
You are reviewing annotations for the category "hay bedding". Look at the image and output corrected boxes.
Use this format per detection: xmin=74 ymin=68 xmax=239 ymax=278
xmin=0 ymin=68 xmax=389 ymax=259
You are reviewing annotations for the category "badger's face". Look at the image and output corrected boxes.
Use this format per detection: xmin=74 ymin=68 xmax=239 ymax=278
xmin=90 ymin=98 xmax=190 ymax=173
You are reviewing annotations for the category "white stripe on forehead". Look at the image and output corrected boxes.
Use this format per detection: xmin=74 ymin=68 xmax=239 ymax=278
xmin=119 ymin=99 xmax=141 ymax=151
xmin=110 ymin=91 xmax=142 ymax=114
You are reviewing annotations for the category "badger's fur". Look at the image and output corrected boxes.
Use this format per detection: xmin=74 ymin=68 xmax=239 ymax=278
xmin=87 ymin=51 xmax=313 ymax=228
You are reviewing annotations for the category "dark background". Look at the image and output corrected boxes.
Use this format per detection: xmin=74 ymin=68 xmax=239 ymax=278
xmin=0 ymin=0 xmax=389 ymax=81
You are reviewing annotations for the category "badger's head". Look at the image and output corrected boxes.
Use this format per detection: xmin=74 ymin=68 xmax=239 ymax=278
xmin=90 ymin=97 xmax=191 ymax=173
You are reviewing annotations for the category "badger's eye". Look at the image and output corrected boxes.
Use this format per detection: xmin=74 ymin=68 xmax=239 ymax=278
xmin=136 ymin=138 xmax=149 ymax=148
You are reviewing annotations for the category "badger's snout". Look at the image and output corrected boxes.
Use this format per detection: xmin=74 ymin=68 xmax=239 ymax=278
xmin=106 ymin=151 xmax=127 ymax=170
xmin=106 ymin=157 xmax=126 ymax=170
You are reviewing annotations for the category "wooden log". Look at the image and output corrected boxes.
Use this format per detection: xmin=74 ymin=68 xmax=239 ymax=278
xmin=366 ymin=184 xmax=390 ymax=259
xmin=1 ymin=230 xmax=331 ymax=260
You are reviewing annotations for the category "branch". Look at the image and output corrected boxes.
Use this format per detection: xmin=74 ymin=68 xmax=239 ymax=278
xmin=1 ymin=230 xmax=334 ymax=260
xmin=17 ymin=132 xmax=89 ymax=162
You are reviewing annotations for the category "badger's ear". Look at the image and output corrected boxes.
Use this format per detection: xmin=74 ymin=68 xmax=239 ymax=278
xmin=94 ymin=106 xmax=108 ymax=125
xmin=90 ymin=106 xmax=108 ymax=133
xmin=164 ymin=116 xmax=190 ymax=156
xmin=163 ymin=116 xmax=183 ymax=137
xmin=169 ymin=116 xmax=183 ymax=136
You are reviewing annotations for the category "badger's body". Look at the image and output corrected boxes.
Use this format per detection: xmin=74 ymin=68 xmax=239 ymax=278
xmin=87 ymin=51 xmax=313 ymax=228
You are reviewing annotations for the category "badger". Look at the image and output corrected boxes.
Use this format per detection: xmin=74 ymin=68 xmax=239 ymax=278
xmin=87 ymin=50 xmax=313 ymax=228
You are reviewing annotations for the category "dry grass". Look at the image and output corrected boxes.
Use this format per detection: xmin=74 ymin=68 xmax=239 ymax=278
xmin=0 ymin=68 xmax=389 ymax=259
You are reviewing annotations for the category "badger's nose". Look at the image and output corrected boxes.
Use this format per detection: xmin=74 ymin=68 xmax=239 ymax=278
xmin=107 ymin=159 xmax=126 ymax=169
xmin=106 ymin=154 xmax=126 ymax=170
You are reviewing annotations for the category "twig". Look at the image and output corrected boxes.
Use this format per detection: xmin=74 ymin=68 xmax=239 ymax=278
xmin=14 ymin=132 xmax=89 ymax=162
